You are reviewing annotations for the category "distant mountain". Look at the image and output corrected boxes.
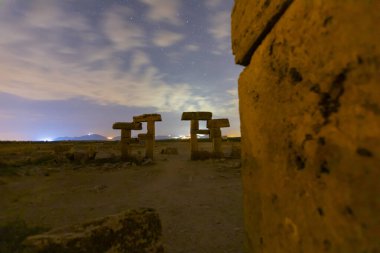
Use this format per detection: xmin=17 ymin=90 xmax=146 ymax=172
xmin=53 ymin=134 xmax=108 ymax=141
xmin=112 ymin=135 xmax=174 ymax=141
xmin=112 ymin=136 xmax=121 ymax=141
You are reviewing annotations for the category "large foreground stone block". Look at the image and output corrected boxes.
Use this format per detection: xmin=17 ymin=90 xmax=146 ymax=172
xmin=23 ymin=208 xmax=164 ymax=253
xmin=233 ymin=0 xmax=380 ymax=252
xmin=231 ymin=0 xmax=293 ymax=65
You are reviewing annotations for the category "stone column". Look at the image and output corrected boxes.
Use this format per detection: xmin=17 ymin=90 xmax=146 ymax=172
xmin=181 ymin=111 xmax=212 ymax=160
xmin=207 ymin=118 xmax=230 ymax=158
xmin=112 ymin=122 xmax=142 ymax=161
xmin=133 ymin=114 xmax=162 ymax=160
xmin=232 ymin=1 xmax=380 ymax=252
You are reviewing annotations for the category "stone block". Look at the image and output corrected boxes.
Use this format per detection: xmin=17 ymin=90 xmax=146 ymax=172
xmin=133 ymin=114 xmax=162 ymax=123
xmin=23 ymin=208 xmax=164 ymax=253
xmin=181 ymin=111 xmax=212 ymax=120
xmin=207 ymin=119 xmax=230 ymax=128
xmin=231 ymin=0 xmax=293 ymax=65
xmin=113 ymin=122 xmax=142 ymax=130
xmin=233 ymin=0 xmax=380 ymax=252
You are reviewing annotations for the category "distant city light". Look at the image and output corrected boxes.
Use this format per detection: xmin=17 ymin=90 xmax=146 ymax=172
xmin=173 ymin=135 xmax=190 ymax=140
xmin=107 ymin=137 xmax=113 ymax=140
xmin=40 ymin=138 xmax=52 ymax=142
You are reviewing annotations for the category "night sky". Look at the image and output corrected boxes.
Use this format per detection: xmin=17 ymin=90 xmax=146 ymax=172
xmin=0 ymin=0 xmax=242 ymax=141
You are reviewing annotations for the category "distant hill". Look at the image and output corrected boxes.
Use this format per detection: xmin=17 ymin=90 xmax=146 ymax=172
xmin=112 ymin=135 xmax=174 ymax=141
xmin=53 ymin=134 xmax=108 ymax=141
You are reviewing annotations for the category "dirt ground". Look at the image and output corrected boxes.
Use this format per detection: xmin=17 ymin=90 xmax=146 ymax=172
xmin=0 ymin=141 xmax=244 ymax=253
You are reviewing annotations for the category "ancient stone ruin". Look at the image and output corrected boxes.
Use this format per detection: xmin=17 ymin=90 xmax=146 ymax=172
xmin=232 ymin=0 xmax=380 ymax=252
xmin=134 ymin=114 xmax=162 ymax=160
xmin=112 ymin=122 xmax=142 ymax=161
xmin=181 ymin=111 xmax=212 ymax=160
xmin=181 ymin=112 xmax=230 ymax=159
xmin=207 ymin=118 xmax=230 ymax=158
xmin=23 ymin=208 xmax=164 ymax=253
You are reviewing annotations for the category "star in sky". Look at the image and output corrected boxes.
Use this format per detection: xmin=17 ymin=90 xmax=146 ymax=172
xmin=0 ymin=0 xmax=242 ymax=140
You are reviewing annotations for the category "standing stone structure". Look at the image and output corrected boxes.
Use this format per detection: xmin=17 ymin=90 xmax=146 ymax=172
xmin=133 ymin=114 xmax=162 ymax=160
xmin=232 ymin=1 xmax=380 ymax=252
xmin=181 ymin=111 xmax=212 ymax=160
xmin=113 ymin=122 xmax=142 ymax=161
xmin=207 ymin=118 xmax=230 ymax=158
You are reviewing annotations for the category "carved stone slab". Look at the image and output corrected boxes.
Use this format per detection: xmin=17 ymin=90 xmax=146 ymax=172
xmin=133 ymin=114 xmax=162 ymax=123
xmin=181 ymin=112 xmax=212 ymax=121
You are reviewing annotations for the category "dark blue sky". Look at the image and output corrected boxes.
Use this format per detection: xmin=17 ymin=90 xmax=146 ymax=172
xmin=0 ymin=0 xmax=242 ymax=140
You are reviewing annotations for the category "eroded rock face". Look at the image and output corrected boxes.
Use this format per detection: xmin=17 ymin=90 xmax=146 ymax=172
xmin=23 ymin=208 xmax=164 ymax=253
xmin=232 ymin=0 xmax=380 ymax=252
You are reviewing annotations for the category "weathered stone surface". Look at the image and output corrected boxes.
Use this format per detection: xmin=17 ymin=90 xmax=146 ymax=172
xmin=181 ymin=112 xmax=212 ymax=120
xmin=207 ymin=119 xmax=230 ymax=128
xmin=133 ymin=114 xmax=161 ymax=159
xmin=23 ymin=208 xmax=164 ymax=253
xmin=113 ymin=122 xmax=141 ymax=161
xmin=113 ymin=122 xmax=142 ymax=130
xmin=232 ymin=0 xmax=380 ymax=252
xmin=181 ymin=112 xmax=212 ymax=160
xmin=133 ymin=114 xmax=162 ymax=123
xmin=231 ymin=0 xmax=293 ymax=66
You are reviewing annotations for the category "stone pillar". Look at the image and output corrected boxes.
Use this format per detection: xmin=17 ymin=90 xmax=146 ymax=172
xmin=207 ymin=118 xmax=230 ymax=158
xmin=181 ymin=111 xmax=212 ymax=160
xmin=134 ymin=114 xmax=162 ymax=160
xmin=113 ymin=122 xmax=142 ymax=161
xmin=232 ymin=1 xmax=380 ymax=252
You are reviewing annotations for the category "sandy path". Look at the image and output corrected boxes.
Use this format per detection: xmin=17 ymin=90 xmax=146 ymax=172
xmin=0 ymin=142 xmax=244 ymax=252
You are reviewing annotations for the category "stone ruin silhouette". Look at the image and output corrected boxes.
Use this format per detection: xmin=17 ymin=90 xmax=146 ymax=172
xmin=113 ymin=114 xmax=162 ymax=161
xmin=181 ymin=111 xmax=230 ymax=160
xmin=113 ymin=111 xmax=230 ymax=161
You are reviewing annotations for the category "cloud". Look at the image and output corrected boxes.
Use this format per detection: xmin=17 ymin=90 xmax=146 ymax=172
xmin=139 ymin=0 xmax=181 ymax=25
xmin=23 ymin=0 xmax=89 ymax=31
xmin=153 ymin=30 xmax=184 ymax=47
xmin=0 ymin=0 xmax=237 ymax=121
xmin=130 ymin=51 xmax=151 ymax=74
xmin=226 ymin=88 xmax=238 ymax=96
xmin=185 ymin=44 xmax=200 ymax=52
xmin=208 ymin=11 xmax=231 ymax=54
xmin=102 ymin=6 xmax=146 ymax=52
xmin=205 ymin=0 xmax=223 ymax=8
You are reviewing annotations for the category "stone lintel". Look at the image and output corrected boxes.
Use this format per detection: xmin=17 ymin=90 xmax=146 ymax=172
xmin=133 ymin=114 xmax=162 ymax=123
xmin=231 ymin=0 xmax=293 ymax=66
xmin=113 ymin=122 xmax=142 ymax=130
xmin=207 ymin=118 xmax=230 ymax=128
xmin=194 ymin=129 xmax=210 ymax=135
xmin=181 ymin=111 xmax=212 ymax=121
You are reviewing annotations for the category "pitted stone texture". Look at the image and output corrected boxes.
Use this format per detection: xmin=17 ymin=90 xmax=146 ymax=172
xmin=233 ymin=0 xmax=380 ymax=252
xmin=23 ymin=208 xmax=164 ymax=253
xmin=231 ymin=0 xmax=293 ymax=65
